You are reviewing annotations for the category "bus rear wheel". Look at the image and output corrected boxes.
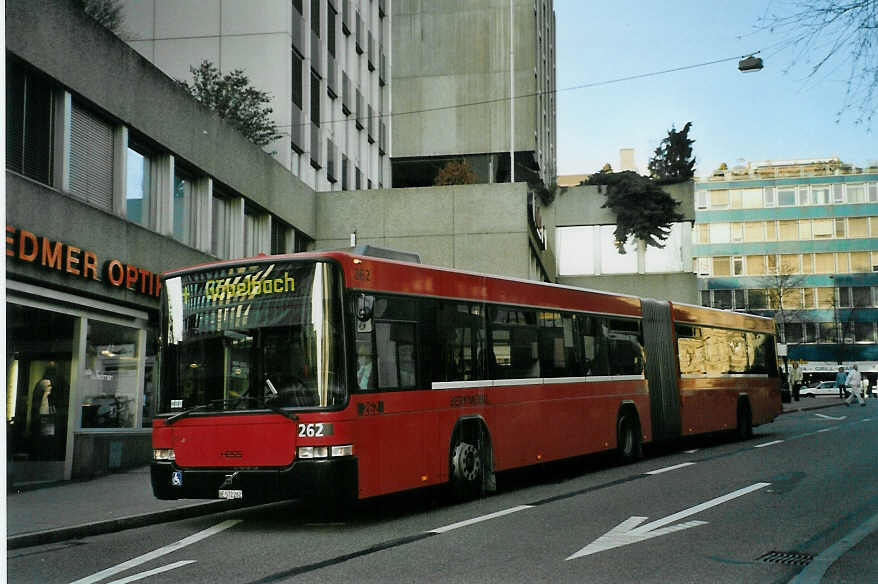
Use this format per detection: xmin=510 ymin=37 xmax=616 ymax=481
xmin=450 ymin=439 xmax=484 ymax=500
xmin=617 ymin=414 xmax=641 ymax=464
xmin=736 ymin=401 xmax=753 ymax=440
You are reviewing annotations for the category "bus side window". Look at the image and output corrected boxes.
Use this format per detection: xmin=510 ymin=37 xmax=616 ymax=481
xmin=577 ymin=314 xmax=608 ymax=376
xmin=607 ymin=319 xmax=644 ymax=376
xmin=375 ymin=321 xmax=417 ymax=389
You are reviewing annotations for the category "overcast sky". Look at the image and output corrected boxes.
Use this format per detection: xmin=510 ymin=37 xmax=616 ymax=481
xmin=553 ymin=0 xmax=876 ymax=178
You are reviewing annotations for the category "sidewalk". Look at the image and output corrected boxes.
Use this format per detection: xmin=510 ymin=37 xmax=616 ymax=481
xmin=5 ymin=465 xmax=242 ymax=549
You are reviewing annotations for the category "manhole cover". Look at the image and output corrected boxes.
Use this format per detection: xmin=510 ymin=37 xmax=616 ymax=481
xmin=756 ymin=551 xmax=814 ymax=566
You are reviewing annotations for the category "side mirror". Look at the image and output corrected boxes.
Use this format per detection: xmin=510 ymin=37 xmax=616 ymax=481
xmin=357 ymin=294 xmax=374 ymax=321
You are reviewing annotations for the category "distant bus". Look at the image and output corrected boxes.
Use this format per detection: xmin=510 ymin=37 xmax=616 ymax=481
xmin=151 ymin=249 xmax=781 ymax=503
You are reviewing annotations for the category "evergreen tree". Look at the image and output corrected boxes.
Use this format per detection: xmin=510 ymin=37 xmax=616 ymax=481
xmin=648 ymin=122 xmax=695 ymax=185
xmin=179 ymin=61 xmax=281 ymax=147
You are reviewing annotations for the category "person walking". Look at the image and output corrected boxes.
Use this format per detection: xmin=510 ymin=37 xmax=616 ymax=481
xmin=835 ymin=366 xmax=847 ymax=399
xmin=844 ymin=365 xmax=865 ymax=407
xmin=789 ymin=362 xmax=803 ymax=402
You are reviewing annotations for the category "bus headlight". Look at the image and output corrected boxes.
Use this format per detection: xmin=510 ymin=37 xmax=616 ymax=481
xmin=297 ymin=445 xmax=353 ymax=459
xmin=331 ymin=445 xmax=353 ymax=457
xmin=153 ymin=448 xmax=176 ymax=461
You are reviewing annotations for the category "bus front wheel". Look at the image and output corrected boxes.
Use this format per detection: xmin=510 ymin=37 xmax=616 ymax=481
xmin=617 ymin=413 xmax=641 ymax=464
xmin=450 ymin=439 xmax=483 ymax=500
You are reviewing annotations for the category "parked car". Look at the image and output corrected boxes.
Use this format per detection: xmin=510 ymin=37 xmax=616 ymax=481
xmin=800 ymin=381 xmax=848 ymax=398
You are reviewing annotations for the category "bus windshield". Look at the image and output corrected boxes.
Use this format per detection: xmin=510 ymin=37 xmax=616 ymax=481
xmin=158 ymin=260 xmax=346 ymax=414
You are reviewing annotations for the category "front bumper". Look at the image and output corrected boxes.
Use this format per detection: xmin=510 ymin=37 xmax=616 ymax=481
xmin=151 ymin=457 xmax=358 ymax=502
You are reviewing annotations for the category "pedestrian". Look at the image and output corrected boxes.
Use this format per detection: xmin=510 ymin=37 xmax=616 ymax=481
xmin=789 ymin=362 xmax=803 ymax=402
xmin=835 ymin=366 xmax=847 ymax=399
xmin=844 ymin=365 xmax=865 ymax=407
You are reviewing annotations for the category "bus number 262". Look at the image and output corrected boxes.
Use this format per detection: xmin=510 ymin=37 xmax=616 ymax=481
xmin=298 ymin=423 xmax=333 ymax=437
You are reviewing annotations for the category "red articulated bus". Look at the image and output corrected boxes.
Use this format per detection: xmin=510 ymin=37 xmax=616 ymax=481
xmin=151 ymin=249 xmax=781 ymax=503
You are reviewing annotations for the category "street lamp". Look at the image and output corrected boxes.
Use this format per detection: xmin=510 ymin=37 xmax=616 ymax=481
xmin=738 ymin=54 xmax=764 ymax=73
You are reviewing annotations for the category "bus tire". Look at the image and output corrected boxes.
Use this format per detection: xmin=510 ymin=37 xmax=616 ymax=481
xmin=616 ymin=412 xmax=641 ymax=465
xmin=736 ymin=400 xmax=753 ymax=440
xmin=450 ymin=438 xmax=483 ymax=500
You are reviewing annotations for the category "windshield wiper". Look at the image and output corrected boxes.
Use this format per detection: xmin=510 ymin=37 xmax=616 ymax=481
xmin=164 ymin=396 xmax=298 ymax=425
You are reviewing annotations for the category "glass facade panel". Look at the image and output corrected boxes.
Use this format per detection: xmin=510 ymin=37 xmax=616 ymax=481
xmin=714 ymin=290 xmax=732 ymax=309
xmin=81 ymin=320 xmax=140 ymax=428
xmin=779 ymin=254 xmax=800 ymax=273
xmin=778 ymin=188 xmax=796 ymax=206
xmin=173 ymin=168 xmax=196 ymax=246
xmin=847 ymin=184 xmax=866 ymax=203
xmin=817 ymin=287 xmax=835 ymax=308
xmin=748 ymin=289 xmax=768 ymax=309
xmin=813 ymin=186 xmax=830 ymax=204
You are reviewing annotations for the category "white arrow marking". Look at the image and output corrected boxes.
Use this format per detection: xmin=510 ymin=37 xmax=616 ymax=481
xmin=814 ymin=413 xmax=846 ymax=421
xmin=566 ymin=483 xmax=770 ymax=560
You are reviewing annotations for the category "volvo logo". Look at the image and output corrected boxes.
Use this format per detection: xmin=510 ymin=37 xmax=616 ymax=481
xmin=220 ymin=450 xmax=243 ymax=458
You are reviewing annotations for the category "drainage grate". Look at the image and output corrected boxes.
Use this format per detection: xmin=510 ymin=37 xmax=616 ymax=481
xmin=756 ymin=551 xmax=814 ymax=566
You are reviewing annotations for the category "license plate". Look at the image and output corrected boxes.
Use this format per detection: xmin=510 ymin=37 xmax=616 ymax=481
xmin=219 ymin=489 xmax=243 ymax=500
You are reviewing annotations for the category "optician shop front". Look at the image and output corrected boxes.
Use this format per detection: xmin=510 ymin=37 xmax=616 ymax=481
xmin=5 ymin=193 xmax=211 ymax=487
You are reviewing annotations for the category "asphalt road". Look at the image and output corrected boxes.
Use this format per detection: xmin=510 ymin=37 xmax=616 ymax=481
xmin=9 ymin=402 xmax=878 ymax=584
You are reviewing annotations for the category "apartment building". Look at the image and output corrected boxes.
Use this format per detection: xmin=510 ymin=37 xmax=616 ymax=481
xmin=120 ymin=0 xmax=391 ymax=191
xmin=391 ymin=0 xmax=556 ymax=188
xmin=694 ymin=158 xmax=878 ymax=379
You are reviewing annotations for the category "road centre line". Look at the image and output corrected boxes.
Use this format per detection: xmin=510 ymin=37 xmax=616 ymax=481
xmin=69 ymin=519 xmax=241 ymax=584
xmin=428 ymin=505 xmax=534 ymax=534
xmin=645 ymin=462 xmax=695 ymax=475
xmin=817 ymin=428 xmax=837 ymax=433
xmin=754 ymin=440 xmax=784 ymax=448
xmin=105 ymin=561 xmax=196 ymax=584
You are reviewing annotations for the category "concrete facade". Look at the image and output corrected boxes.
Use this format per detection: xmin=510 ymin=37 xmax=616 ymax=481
xmin=391 ymin=0 xmax=556 ymax=187
xmin=120 ymin=0 xmax=391 ymax=192
xmin=316 ymin=182 xmax=556 ymax=280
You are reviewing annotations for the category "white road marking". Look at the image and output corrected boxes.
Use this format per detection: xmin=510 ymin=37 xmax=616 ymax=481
xmin=817 ymin=428 xmax=837 ymax=433
xmin=754 ymin=440 xmax=784 ymax=448
xmin=789 ymin=510 xmax=878 ymax=584
xmin=814 ymin=413 xmax=847 ymax=421
xmin=683 ymin=449 xmax=699 ymax=454
xmin=567 ymin=483 xmax=771 ymax=560
xmin=69 ymin=519 xmax=241 ymax=584
xmin=428 ymin=505 xmax=534 ymax=534
xmin=645 ymin=462 xmax=695 ymax=475
xmin=104 ymin=561 xmax=196 ymax=584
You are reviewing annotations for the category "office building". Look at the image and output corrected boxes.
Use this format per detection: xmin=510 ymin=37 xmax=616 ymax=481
xmin=694 ymin=158 xmax=878 ymax=381
xmin=391 ymin=0 xmax=556 ymax=188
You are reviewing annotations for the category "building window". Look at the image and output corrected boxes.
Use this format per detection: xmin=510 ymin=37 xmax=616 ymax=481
xmin=732 ymin=256 xmax=744 ymax=275
xmin=798 ymin=219 xmax=812 ymax=240
xmin=211 ymin=190 xmax=234 ymax=258
xmin=733 ymin=289 xmax=745 ymax=310
xmin=328 ymin=3 xmax=337 ymax=57
xmin=813 ymin=186 xmax=830 ymax=204
xmin=852 ymin=286 xmax=872 ymax=307
xmin=818 ymin=322 xmax=838 ymax=344
xmin=700 ymin=290 xmax=711 ymax=307
xmin=779 ymin=254 xmax=800 ymax=273
xmin=746 ymin=255 xmax=765 ymax=275
xmin=740 ymin=188 xmax=763 ymax=208
xmin=778 ymin=220 xmax=798 ymax=241
xmin=847 ymin=184 xmax=866 ymax=203
xmin=778 ymin=188 xmax=796 ymax=206
xmin=173 ymin=166 xmax=198 ymax=246
xmin=849 ymin=217 xmax=868 ymax=238
xmin=814 ymin=253 xmax=835 ymax=273
xmin=744 ymin=221 xmax=764 ymax=242
xmin=816 ymin=287 xmax=835 ymax=308
xmin=832 ymin=183 xmax=844 ymax=203
xmin=311 ymin=71 xmax=321 ymax=125
xmin=292 ymin=50 xmax=304 ymax=109
xmin=311 ymin=0 xmax=320 ymax=35
xmin=714 ymin=290 xmax=732 ymax=309
xmin=69 ymin=102 xmax=114 ymax=211
xmin=6 ymin=60 xmax=55 ymax=185
xmin=748 ymin=289 xmax=768 ymax=309
xmin=126 ymin=143 xmax=153 ymax=228
xmin=851 ymin=251 xmax=870 ymax=273
xmin=709 ymin=190 xmax=729 ymax=209
xmin=709 ymin=223 xmax=730 ymax=243
xmin=271 ymin=218 xmax=292 ymax=254
xmin=855 ymin=322 xmax=877 ymax=343
xmin=712 ymin=256 xmax=731 ymax=276
xmin=764 ymin=187 xmax=776 ymax=207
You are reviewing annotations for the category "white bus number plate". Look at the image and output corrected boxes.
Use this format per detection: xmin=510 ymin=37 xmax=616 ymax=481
xmin=219 ymin=489 xmax=243 ymax=500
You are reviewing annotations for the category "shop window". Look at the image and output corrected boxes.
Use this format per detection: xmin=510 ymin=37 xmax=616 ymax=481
xmin=81 ymin=320 xmax=141 ymax=428
xmin=714 ymin=290 xmax=732 ymax=309
xmin=6 ymin=305 xmax=74 ymax=463
xmin=126 ymin=142 xmax=153 ymax=228
xmin=6 ymin=60 xmax=55 ymax=186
